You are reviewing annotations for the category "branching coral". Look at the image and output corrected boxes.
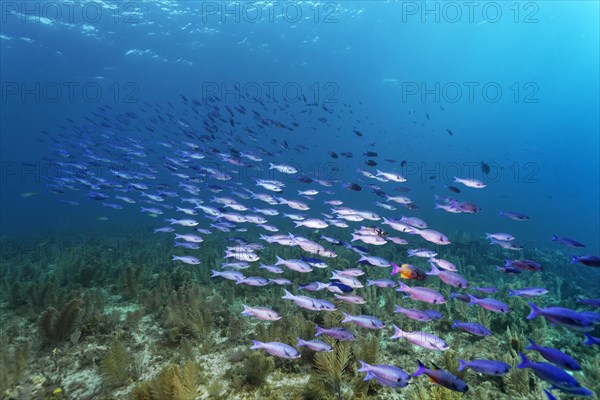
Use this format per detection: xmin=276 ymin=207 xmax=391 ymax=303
xmin=305 ymin=341 xmax=353 ymax=400
xmin=130 ymin=361 xmax=199 ymax=400
xmin=100 ymin=341 xmax=132 ymax=387
xmin=38 ymin=297 xmax=82 ymax=344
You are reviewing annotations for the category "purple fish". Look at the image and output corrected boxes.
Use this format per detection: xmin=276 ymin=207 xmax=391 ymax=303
xmin=427 ymin=262 xmax=469 ymax=288
xmin=499 ymin=210 xmax=529 ymax=221
xmin=394 ymin=306 xmax=443 ymax=322
xmin=526 ymin=339 xmax=581 ymax=370
xmin=299 ymin=282 xmax=328 ymax=292
xmin=341 ymin=313 xmax=385 ymax=329
xmin=315 ymin=325 xmax=355 ymax=341
xmin=571 ymin=255 xmax=600 ymax=268
xmin=508 ymin=287 xmax=548 ymax=298
xmin=251 ymin=340 xmax=300 ymax=359
xmin=296 ymin=338 xmax=332 ymax=352
xmin=390 ymin=325 xmax=448 ymax=351
xmin=358 ymin=360 xmax=411 ymax=388
xmin=466 ymin=294 xmax=509 ymax=313
xmin=210 ymin=269 xmax=244 ymax=281
xmin=282 ymin=290 xmax=336 ymax=311
xmin=236 ymin=276 xmax=270 ymax=286
xmin=506 ymin=259 xmax=542 ymax=272
xmin=397 ymin=282 xmax=446 ymax=304
xmin=527 ymin=302 xmax=594 ymax=332
xmin=171 ymin=255 xmax=200 ymax=265
xmin=450 ymin=292 xmax=471 ymax=303
xmin=551 ymin=235 xmax=585 ymax=248
xmin=270 ymin=278 xmax=292 ymax=285
xmin=367 ymin=279 xmax=397 ymax=288
xmin=516 ymin=352 xmax=580 ymax=391
xmin=174 ymin=241 xmax=200 ymax=249
xmin=241 ymin=305 xmax=280 ymax=321
xmin=452 ymin=320 xmax=492 ymax=337
xmin=413 ymin=360 xmax=468 ymax=392
xmin=457 ymin=359 xmax=511 ymax=375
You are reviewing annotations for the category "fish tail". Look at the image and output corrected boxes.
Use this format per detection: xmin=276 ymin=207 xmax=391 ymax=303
xmin=250 ymin=340 xmax=263 ymax=350
xmin=516 ymin=352 xmax=530 ymax=369
xmin=210 ymin=270 xmax=219 ymax=278
xmin=275 ymin=255 xmax=284 ymax=265
xmin=570 ymin=255 xmax=580 ymax=265
xmin=314 ymin=325 xmax=324 ymax=336
xmin=426 ymin=261 xmax=439 ymax=275
xmin=551 ymin=234 xmax=558 ymax=241
xmin=351 ymin=233 xmax=359 ymax=242
xmin=282 ymin=289 xmax=294 ymax=300
xmin=466 ymin=293 xmax=477 ymax=305
xmin=583 ymin=333 xmax=598 ymax=346
xmin=171 ymin=255 xmax=179 ymax=261
xmin=457 ymin=359 xmax=467 ymax=372
xmin=390 ymin=324 xmax=403 ymax=339
xmin=296 ymin=338 xmax=305 ymax=347
xmin=525 ymin=338 xmax=537 ymax=350
xmin=362 ymin=371 xmax=376 ymax=381
xmin=413 ymin=360 xmax=427 ymax=377
xmin=507 ymin=290 xmax=516 ymax=297
xmin=268 ymin=163 xmax=275 ymax=169
xmin=526 ymin=302 xmax=541 ymax=319
xmin=451 ymin=320 xmax=460 ymax=329
xmin=341 ymin=312 xmax=352 ymax=323
xmin=241 ymin=305 xmax=252 ymax=316
xmin=390 ymin=262 xmax=400 ymax=276
xmin=357 ymin=360 xmax=370 ymax=372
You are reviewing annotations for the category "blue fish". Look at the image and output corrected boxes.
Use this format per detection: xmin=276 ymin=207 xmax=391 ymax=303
xmin=551 ymin=234 xmax=585 ymax=248
xmin=526 ymin=339 xmax=581 ymax=370
xmin=517 ymin=352 xmax=581 ymax=391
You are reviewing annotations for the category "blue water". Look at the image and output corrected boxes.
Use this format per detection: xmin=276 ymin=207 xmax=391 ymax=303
xmin=1 ymin=1 xmax=598 ymax=254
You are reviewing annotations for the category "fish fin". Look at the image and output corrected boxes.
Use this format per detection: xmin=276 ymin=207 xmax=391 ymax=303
xmin=357 ymin=360 xmax=369 ymax=372
xmin=390 ymin=324 xmax=403 ymax=339
xmin=413 ymin=360 xmax=427 ymax=377
xmin=570 ymin=255 xmax=579 ymax=264
xmin=314 ymin=325 xmax=323 ymax=336
xmin=250 ymin=340 xmax=263 ymax=350
xmin=390 ymin=262 xmax=400 ymax=276
xmin=341 ymin=312 xmax=352 ymax=323
xmin=516 ymin=352 xmax=530 ymax=369
xmin=526 ymin=302 xmax=541 ymax=319
xmin=363 ymin=371 xmax=377 ymax=381
xmin=431 ymin=362 xmax=440 ymax=370
xmin=241 ymin=304 xmax=252 ymax=315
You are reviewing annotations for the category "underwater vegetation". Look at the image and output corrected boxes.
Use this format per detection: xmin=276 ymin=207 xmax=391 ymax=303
xmin=0 ymin=230 xmax=598 ymax=399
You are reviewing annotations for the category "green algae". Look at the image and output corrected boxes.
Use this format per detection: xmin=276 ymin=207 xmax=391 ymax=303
xmin=0 ymin=231 xmax=598 ymax=399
